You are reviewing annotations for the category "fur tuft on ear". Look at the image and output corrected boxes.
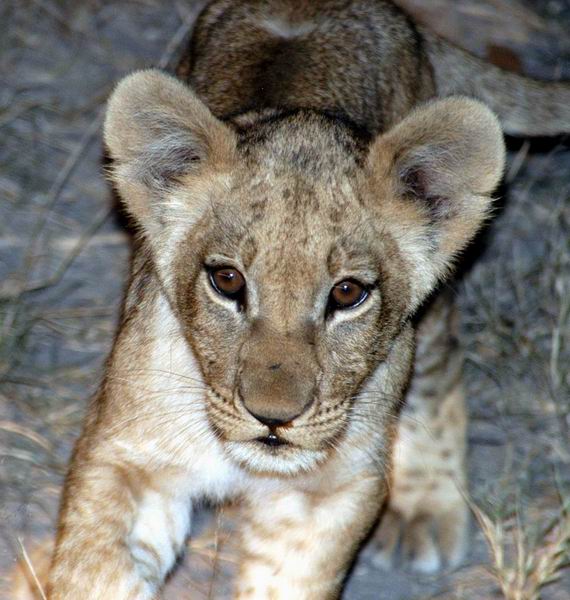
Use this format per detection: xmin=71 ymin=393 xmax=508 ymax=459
xmin=104 ymin=69 xmax=236 ymax=232
xmin=388 ymin=97 xmax=505 ymax=209
xmin=368 ymin=97 xmax=505 ymax=309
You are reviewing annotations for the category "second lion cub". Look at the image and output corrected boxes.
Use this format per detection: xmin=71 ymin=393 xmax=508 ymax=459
xmin=48 ymin=1 xmax=569 ymax=598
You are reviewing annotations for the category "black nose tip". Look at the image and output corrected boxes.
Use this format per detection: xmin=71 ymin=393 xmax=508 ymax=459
xmin=248 ymin=412 xmax=291 ymax=427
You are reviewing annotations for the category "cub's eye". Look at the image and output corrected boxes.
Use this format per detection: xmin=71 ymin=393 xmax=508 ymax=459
xmin=209 ymin=267 xmax=246 ymax=301
xmin=328 ymin=279 xmax=368 ymax=312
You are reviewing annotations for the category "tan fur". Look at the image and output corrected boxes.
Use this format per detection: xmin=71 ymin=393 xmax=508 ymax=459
xmin=45 ymin=0 xmax=569 ymax=597
xmin=374 ymin=290 xmax=468 ymax=572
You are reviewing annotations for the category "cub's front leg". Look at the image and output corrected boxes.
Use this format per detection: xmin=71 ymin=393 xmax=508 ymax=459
xmin=236 ymin=475 xmax=385 ymax=600
xmin=374 ymin=290 xmax=468 ymax=573
xmin=47 ymin=441 xmax=192 ymax=600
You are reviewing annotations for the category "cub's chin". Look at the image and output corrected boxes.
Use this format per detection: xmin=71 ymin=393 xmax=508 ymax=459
xmin=224 ymin=439 xmax=329 ymax=476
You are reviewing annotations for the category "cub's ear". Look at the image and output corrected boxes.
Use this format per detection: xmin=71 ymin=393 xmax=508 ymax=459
xmin=104 ymin=69 xmax=236 ymax=233
xmin=368 ymin=97 xmax=505 ymax=309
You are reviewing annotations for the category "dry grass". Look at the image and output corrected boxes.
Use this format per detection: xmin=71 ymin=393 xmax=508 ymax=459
xmin=472 ymin=500 xmax=570 ymax=600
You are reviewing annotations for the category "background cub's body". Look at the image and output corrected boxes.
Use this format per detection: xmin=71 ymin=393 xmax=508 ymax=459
xmin=45 ymin=1 xmax=569 ymax=599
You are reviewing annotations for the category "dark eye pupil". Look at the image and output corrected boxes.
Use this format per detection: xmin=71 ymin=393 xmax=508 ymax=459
xmin=210 ymin=267 xmax=245 ymax=298
xmin=329 ymin=279 xmax=367 ymax=311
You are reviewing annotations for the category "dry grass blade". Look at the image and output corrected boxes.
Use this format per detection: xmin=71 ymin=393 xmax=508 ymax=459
xmin=157 ymin=0 xmax=207 ymax=70
xmin=470 ymin=500 xmax=570 ymax=600
xmin=0 ymin=421 xmax=52 ymax=451
xmin=16 ymin=539 xmax=47 ymax=600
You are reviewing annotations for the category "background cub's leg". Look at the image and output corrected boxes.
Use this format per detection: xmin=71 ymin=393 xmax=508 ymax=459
xmin=48 ymin=451 xmax=192 ymax=600
xmin=236 ymin=476 xmax=384 ymax=599
xmin=374 ymin=289 xmax=468 ymax=573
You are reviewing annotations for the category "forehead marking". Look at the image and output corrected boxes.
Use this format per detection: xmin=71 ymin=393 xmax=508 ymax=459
xmin=327 ymin=245 xmax=346 ymax=278
xmin=239 ymin=236 xmax=259 ymax=269
xmin=258 ymin=16 xmax=316 ymax=39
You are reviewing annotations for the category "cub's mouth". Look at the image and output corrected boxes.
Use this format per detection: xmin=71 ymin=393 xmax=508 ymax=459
xmin=256 ymin=432 xmax=288 ymax=447
xmin=205 ymin=387 xmax=343 ymax=474
xmin=225 ymin=438 xmax=329 ymax=476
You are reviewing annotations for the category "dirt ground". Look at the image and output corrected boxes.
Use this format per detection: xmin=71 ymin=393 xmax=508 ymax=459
xmin=1 ymin=1 xmax=569 ymax=599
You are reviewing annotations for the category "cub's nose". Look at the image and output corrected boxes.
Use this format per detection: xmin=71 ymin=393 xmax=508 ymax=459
xmin=240 ymin=364 xmax=314 ymax=425
xmin=245 ymin=411 xmax=294 ymax=428
xmin=239 ymin=325 xmax=318 ymax=427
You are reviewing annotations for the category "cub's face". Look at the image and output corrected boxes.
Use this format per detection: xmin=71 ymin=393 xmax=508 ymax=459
xmin=171 ymin=131 xmax=410 ymax=474
xmin=105 ymin=70 xmax=505 ymax=475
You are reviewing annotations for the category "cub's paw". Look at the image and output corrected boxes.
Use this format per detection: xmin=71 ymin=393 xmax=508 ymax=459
xmin=371 ymin=498 xmax=469 ymax=574
xmin=371 ymin=408 xmax=469 ymax=573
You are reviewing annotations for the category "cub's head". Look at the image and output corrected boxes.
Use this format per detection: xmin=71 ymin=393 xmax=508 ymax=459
xmin=105 ymin=70 xmax=504 ymax=475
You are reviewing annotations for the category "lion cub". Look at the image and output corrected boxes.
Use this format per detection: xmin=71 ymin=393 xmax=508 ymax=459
xmin=47 ymin=1 xmax=569 ymax=598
